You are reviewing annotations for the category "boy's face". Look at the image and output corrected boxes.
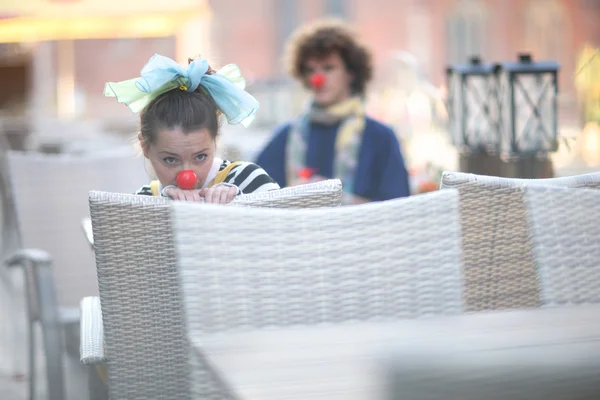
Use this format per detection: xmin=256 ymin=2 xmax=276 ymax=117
xmin=303 ymin=52 xmax=354 ymax=107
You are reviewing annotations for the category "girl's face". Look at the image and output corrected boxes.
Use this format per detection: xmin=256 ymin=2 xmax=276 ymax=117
xmin=140 ymin=128 xmax=216 ymax=189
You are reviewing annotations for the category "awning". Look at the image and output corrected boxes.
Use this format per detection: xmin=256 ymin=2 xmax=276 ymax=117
xmin=0 ymin=0 xmax=210 ymax=43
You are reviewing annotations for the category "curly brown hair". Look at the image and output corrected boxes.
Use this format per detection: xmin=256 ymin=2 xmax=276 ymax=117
xmin=285 ymin=19 xmax=373 ymax=95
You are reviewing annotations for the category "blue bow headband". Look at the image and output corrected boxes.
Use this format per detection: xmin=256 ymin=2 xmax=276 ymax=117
xmin=103 ymin=54 xmax=259 ymax=128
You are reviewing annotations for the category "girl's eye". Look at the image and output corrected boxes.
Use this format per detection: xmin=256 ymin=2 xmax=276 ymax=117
xmin=196 ymin=154 xmax=207 ymax=162
xmin=163 ymin=157 xmax=178 ymax=165
xmin=323 ymin=65 xmax=335 ymax=72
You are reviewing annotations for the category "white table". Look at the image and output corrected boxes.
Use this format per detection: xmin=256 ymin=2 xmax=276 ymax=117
xmin=196 ymin=305 xmax=600 ymax=400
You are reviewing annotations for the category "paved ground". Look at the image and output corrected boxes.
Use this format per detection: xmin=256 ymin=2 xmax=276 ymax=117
xmin=0 ymin=374 xmax=29 ymax=400
xmin=0 ymin=297 xmax=36 ymax=400
xmin=0 ymin=306 xmax=49 ymax=400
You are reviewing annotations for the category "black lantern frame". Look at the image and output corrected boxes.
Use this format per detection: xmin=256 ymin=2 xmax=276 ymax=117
xmin=446 ymin=56 xmax=501 ymax=153
xmin=496 ymin=54 xmax=560 ymax=156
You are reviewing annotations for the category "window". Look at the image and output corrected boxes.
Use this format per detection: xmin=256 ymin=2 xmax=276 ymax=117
xmin=324 ymin=0 xmax=348 ymax=19
xmin=111 ymin=38 xmax=135 ymax=59
xmin=445 ymin=0 xmax=488 ymax=65
xmin=524 ymin=0 xmax=566 ymax=62
xmin=406 ymin=2 xmax=432 ymax=73
xmin=276 ymin=0 xmax=299 ymax=54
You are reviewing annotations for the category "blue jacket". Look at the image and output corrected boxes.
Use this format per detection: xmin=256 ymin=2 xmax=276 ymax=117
xmin=256 ymin=117 xmax=410 ymax=201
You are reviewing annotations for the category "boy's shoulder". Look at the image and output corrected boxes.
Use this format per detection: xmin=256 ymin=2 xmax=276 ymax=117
xmin=364 ymin=116 xmax=397 ymax=140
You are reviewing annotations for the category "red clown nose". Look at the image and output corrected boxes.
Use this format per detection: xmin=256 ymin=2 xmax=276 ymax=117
xmin=176 ymin=170 xmax=198 ymax=190
xmin=310 ymin=73 xmax=326 ymax=89
xmin=298 ymin=167 xmax=317 ymax=180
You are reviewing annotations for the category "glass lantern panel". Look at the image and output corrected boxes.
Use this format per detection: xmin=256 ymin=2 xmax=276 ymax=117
xmin=512 ymin=72 xmax=557 ymax=154
xmin=463 ymin=75 xmax=499 ymax=150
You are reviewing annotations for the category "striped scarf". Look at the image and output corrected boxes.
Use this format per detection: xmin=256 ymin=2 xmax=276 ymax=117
xmin=286 ymin=96 xmax=365 ymax=198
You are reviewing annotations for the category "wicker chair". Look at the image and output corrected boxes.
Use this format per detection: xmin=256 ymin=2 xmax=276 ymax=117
xmin=1 ymin=150 xmax=147 ymax=400
xmin=77 ymin=176 xmax=345 ymax=247
xmin=81 ymin=187 xmax=464 ymax=400
xmin=439 ymin=171 xmax=600 ymax=312
xmin=80 ymin=179 xmax=344 ymax=400
xmin=172 ymin=189 xmax=465 ymax=399
xmin=522 ymin=185 xmax=600 ymax=307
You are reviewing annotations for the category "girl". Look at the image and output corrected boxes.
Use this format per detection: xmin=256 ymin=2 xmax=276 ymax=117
xmin=105 ymin=54 xmax=279 ymax=204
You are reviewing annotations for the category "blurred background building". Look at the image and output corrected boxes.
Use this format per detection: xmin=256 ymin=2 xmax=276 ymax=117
xmin=1 ymin=0 xmax=600 ymax=174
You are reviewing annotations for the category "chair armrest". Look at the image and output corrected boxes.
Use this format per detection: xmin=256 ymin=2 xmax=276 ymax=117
xmin=2 ymin=248 xmax=56 ymax=321
xmin=80 ymin=296 xmax=106 ymax=364
xmin=4 ymin=248 xmax=53 ymax=267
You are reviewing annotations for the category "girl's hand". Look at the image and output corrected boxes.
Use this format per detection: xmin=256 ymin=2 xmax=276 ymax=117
xmin=199 ymin=184 xmax=239 ymax=204
xmin=163 ymin=187 xmax=203 ymax=202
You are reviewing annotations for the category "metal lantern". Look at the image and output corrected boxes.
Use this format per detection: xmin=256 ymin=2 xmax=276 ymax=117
xmin=446 ymin=56 xmax=501 ymax=154
xmin=496 ymin=53 xmax=560 ymax=156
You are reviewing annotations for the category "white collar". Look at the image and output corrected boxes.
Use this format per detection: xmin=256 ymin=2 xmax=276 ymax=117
xmin=201 ymin=157 xmax=223 ymax=189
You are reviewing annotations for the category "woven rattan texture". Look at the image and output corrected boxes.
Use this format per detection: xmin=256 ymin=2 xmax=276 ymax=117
xmin=524 ymin=186 xmax=600 ymax=307
xmin=150 ymin=178 xmax=343 ymax=209
xmin=230 ymin=179 xmax=343 ymax=208
xmin=89 ymin=180 xmax=343 ymax=400
xmin=173 ymin=190 xmax=465 ymax=398
xmin=440 ymin=171 xmax=600 ymax=312
xmin=79 ymin=297 xmax=105 ymax=364
xmin=440 ymin=172 xmax=600 ymax=191
xmin=90 ymin=192 xmax=194 ymax=400
xmin=173 ymin=189 xmax=464 ymax=334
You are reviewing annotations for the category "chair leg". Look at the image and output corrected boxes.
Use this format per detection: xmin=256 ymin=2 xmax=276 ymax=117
xmin=64 ymin=322 xmax=92 ymax=400
xmin=33 ymin=260 xmax=66 ymax=400
xmin=3 ymin=265 xmax=27 ymax=379
xmin=27 ymin=319 xmax=36 ymax=400
xmin=23 ymin=265 xmax=37 ymax=400
xmin=88 ymin=364 xmax=109 ymax=400
xmin=41 ymin=318 xmax=66 ymax=400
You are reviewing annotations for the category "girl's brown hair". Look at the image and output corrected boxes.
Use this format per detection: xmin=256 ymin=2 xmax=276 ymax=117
xmin=138 ymin=58 xmax=220 ymax=147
